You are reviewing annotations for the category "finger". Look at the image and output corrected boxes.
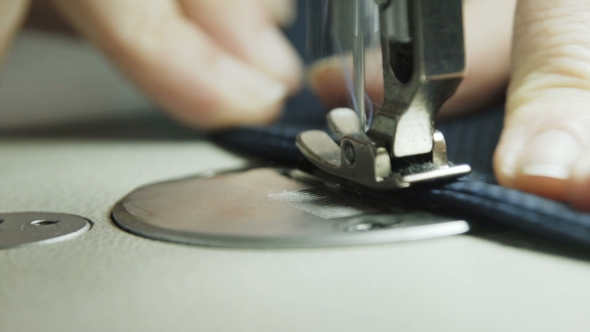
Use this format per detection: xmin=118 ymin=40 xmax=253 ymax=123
xmin=51 ymin=0 xmax=289 ymax=129
xmin=570 ymin=151 xmax=590 ymax=211
xmin=257 ymin=0 xmax=297 ymax=27
xmin=180 ymin=0 xmax=302 ymax=92
xmin=26 ymin=0 xmax=75 ymax=35
xmin=308 ymin=50 xmax=384 ymax=109
xmin=441 ymin=0 xmax=515 ymax=117
xmin=308 ymin=0 xmax=516 ymax=117
xmin=494 ymin=0 xmax=590 ymax=203
xmin=0 ymin=0 xmax=30 ymax=65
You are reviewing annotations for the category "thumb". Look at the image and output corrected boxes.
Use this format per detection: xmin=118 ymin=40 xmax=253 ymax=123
xmin=494 ymin=0 xmax=590 ymax=209
xmin=0 ymin=0 xmax=30 ymax=66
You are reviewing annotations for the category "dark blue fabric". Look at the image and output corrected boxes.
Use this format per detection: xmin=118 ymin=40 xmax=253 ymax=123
xmin=412 ymin=180 xmax=590 ymax=248
xmin=213 ymin=0 xmax=590 ymax=249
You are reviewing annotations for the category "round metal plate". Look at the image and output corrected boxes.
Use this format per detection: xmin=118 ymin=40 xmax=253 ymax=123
xmin=112 ymin=167 xmax=468 ymax=248
xmin=0 ymin=212 xmax=92 ymax=249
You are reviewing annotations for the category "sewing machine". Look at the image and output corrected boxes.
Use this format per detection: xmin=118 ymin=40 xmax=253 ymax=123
xmin=3 ymin=1 xmax=590 ymax=331
xmin=298 ymin=0 xmax=471 ymax=189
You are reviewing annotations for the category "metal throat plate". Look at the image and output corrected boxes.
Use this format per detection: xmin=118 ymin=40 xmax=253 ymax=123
xmin=112 ymin=167 xmax=469 ymax=248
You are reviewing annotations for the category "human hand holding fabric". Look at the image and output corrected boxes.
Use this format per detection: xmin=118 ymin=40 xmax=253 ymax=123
xmin=0 ymin=0 xmax=302 ymax=128
xmin=2 ymin=0 xmax=590 ymax=210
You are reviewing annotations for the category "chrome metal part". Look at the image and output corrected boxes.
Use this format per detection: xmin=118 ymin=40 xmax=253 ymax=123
xmin=297 ymin=0 xmax=470 ymax=190
xmin=372 ymin=0 xmax=465 ymax=157
xmin=112 ymin=167 xmax=469 ymax=249
xmin=297 ymin=108 xmax=470 ymax=190
xmin=0 ymin=212 xmax=91 ymax=249
xmin=353 ymin=0 xmax=367 ymax=130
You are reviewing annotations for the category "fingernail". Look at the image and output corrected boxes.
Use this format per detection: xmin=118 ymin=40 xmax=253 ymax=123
xmin=569 ymin=153 xmax=590 ymax=211
xmin=517 ymin=130 xmax=583 ymax=179
xmin=214 ymin=56 xmax=288 ymax=126
xmin=257 ymin=82 xmax=289 ymax=110
xmin=256 ymin=27 xmax=302 ymax=90
xmin=307 ymin=58 xmax=339 ymax=86
xmin=267 ymin=0 xmax=297 ymax=27
xmin=237 ymin=78 xmax=288 ymax=119
xmin=221 ymin=80 xmax=287 ymax=127
xmin=499 ymin=152 xmax=519 ymax=181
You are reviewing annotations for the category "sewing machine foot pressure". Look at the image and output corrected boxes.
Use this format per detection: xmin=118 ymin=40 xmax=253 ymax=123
xmin=298 ymin=0 xmax=470 ymax=189
xmin=112 ymin=0 xmax=472 ymax=249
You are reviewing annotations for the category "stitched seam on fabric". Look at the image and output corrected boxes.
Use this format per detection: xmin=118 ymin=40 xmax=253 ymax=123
xmin=436 ymin=183 xmax=589 ymax=224
xmin=432 ymin=189 xmax=590 ymax=234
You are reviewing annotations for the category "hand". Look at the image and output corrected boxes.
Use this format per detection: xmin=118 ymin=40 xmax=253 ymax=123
xmin=495 ymin=0 xmax=590 ymax=211
xmin=0 ymin=0 xmax=30 ymax=65
xmin=310 ymin=0 xmax=590 ymax=211
xmin=0 ymin=0 xmax=302 ymax=129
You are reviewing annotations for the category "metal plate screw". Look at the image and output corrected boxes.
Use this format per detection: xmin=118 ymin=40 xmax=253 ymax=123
xmin=344 ymin=142 xmax=356 ymax=164
xmin=0 ymin=213 xmax=92 ymax=249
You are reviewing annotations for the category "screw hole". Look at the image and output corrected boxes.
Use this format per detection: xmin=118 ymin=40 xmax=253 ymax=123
xmin=344 ymin=142 xmax=356 ymax=164
xmin=345 ymin=215 xmax=402 ymax=232
xmin=350 ymin=222 xmax=389 ymax=232
xmin=0 ymin=219 xmax=4 ymax=224
xmin=31 ymin=219 xmax=59 ymax=226
xmin=346 ymin=221 xmax=391 ymax=232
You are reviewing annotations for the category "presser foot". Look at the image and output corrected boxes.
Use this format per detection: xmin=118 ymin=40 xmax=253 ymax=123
xmin=296 ymin=108 xmax=471 ymax=190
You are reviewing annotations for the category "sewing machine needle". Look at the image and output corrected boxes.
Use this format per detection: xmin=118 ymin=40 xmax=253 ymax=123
xmin=353 ymin=0 xmax=367 ymax=131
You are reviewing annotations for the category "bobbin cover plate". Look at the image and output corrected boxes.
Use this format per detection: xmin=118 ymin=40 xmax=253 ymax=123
xmin=112 ymin=167 xmax=468 ymax=249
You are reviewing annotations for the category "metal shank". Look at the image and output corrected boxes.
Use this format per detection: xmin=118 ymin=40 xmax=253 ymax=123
xmin=296 ymin=108 xmax=471 ymax=190
xmin=296 ymin=0 xmax=470 ymax=190
xmin=368 ymin=0 xmax=465 ymax=159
